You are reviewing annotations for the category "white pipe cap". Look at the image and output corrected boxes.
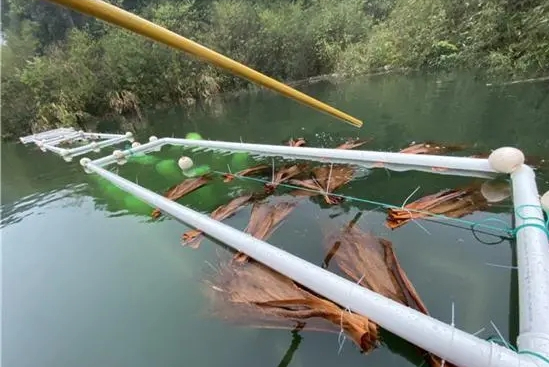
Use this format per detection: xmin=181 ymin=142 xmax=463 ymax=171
xmin=541 ymin=191 xmax=549 ymax=212
xmin=480 ymin=180 xmax=511 ymax=203
xmin=488 ymin=147 xmax=525 ymax=173
xmin=178 ymin=156 xmax=194 ymax=171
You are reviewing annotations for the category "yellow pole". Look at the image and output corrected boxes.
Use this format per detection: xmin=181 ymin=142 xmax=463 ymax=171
xmin=46 ymin=0 xmax=362 ymax=128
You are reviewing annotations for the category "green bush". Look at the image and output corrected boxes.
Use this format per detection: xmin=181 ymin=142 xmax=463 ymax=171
xmin=2 ymin=0 xmax=548 ymax=139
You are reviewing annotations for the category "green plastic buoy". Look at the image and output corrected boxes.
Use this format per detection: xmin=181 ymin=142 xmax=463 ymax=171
xmin=155 ymin=159 xmax=181 ymax=178
xmin=231 ymin=152 xmax=249 ymax=170
xmin=97 ymin=177 xmax=125 ymax=199
xmin=169 ymin=132 xmax=202 ymax=152
xmin=169 ymin=144 xmax=183 ymax=153
xmin=182 ymin=164 xmax=211 ymax=178
xmin=193 ymin=181 xmax=216 ymax=207
xmin=123 ymin=195 xmax=153 ymax=215
xmin=185 ymin=132 xmax=203 ymax=140
xmin=128 ymin=154 xmax=160 ymax=165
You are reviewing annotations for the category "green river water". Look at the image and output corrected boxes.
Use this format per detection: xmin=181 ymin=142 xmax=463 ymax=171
xmin=2 ymin=72 xmax=549 ymax=367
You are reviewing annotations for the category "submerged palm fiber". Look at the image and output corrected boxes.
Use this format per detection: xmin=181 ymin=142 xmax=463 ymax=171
xmin=233 ymin=199 xmax=298 ymax=263
xmin=265 ymin=163 xmax=309 ymax=193
xmin=399 ymin=142 xmax=468 ymax=172
xmin=223 ymin=164 xmax=270 ymax=183
xmin=289 ymin=165 xmax=354 ymax=204
xmin=470 ymin=152 xmax=546 ymax=169
xmin=386 ymin=185 xmax=488 ymax=229
xmin=399 ymin=141 xmax=467 ymax=155
xmin=206 ymin=260 xmax=379 ymax=353
xmin=323 ymin=222 xmax=455 ymax=367
xmin=259 ymin=136 xmax=362 ymax=193
xmin=336 ymin=138 xmax=370 ymax=150
xmin=151 ymin=176 xmax=210 ymax=219
xmin=288 ymin=137 xmax=306 ymax=147
xmin=182 ymin=194 xmax=254 ymax=248
xmin=264 ymin=138 xmax=310 ymax=192
xmin=371 ymin=141 xmax=469 ymax=170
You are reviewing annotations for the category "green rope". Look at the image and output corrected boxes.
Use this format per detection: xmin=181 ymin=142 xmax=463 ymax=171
xmin=213 ymin=170 xmax=549 ymax=239
xmin=486 ymin=336 xmax=549 ymax=364
xmin=513 ymin=204 xmax=549 ymax=237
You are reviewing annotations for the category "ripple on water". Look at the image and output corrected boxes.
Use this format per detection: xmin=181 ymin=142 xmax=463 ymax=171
xmin=0 ymin=183 xmax=87 ymax=228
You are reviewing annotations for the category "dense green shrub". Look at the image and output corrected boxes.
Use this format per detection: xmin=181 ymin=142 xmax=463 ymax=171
xmin=1 ymin=0 xmax=547 ymax=138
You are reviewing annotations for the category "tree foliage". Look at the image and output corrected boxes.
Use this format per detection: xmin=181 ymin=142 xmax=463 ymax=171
xmin=1 ymin=0 xmax=547 ymax=139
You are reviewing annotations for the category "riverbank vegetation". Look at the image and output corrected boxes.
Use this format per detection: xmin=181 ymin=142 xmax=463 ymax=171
xmin=2 ymin=0 xmax=548 ymax=138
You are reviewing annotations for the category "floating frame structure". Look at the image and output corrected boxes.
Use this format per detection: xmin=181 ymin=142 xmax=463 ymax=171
xmin=20 ymin=129 xmax=549 ymax=367
xmin=20 ymin=127 xmax=134 ymax=161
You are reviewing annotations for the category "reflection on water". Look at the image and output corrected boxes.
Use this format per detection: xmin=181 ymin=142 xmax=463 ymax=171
xmin=2 ymin=72 xmax=548 ymax=367
xmin=1 ymin=185 xmax=88 ymax=228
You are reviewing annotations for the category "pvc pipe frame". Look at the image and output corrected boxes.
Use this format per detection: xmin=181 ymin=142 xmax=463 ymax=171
xmin=19 ymin=127 xmax=75 ymax=144
xmin=81 ymin=160 xmax=541 ymax=367
xmin=92 ymin=137 xmax=498 ymax=178
xmin=511 ymin=166 xmax=549 ymax=356
xmin=21 ymin=129 xmax=549 ymax=364
xmin=28 ymin=132 xmax=132 ymax=160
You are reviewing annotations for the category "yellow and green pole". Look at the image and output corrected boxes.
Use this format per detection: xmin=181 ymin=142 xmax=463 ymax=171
xmin=45 ymin=0 xmax=362 ymax=128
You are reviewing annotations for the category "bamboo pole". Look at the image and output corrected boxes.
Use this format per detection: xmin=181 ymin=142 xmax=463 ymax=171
xmin=45 ymin=0 xmax=363 ymax=128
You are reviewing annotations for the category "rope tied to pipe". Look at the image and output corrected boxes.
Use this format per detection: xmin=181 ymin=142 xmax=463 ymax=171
xmin=211 ymin=169 xmax=549 ymax=241
xmin=512 ymin=204 xmax=549 ymax=237
xmin=486 ymin=336 xmax=549 ymax=364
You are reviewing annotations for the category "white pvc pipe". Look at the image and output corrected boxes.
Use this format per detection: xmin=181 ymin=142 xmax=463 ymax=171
xmin=91 ymin=138 xmax=167 ymax=166
xmin=82 ymin=132 xmax=126 ymax=139
xmin=42 ymin=131 xmax=83 ymax=146
xmin=88 ymin=137 xmax=497 ymax=178
xmin=511 ymin=165 xmax=549 ymax=359
xmin=65 ymin=136 xmax=130 ymax=157
xmin=83 ymin=161 xmax=536 ymax=367
xmin=19 ymin=128 xmax=74 ymax=144
xmin=165 ymin=138 xmax=495 ymax=176
xmin=41 ymin=144 xmax=67 ymax=155
xmin=19 ymin=127 xmax=74 ymax=143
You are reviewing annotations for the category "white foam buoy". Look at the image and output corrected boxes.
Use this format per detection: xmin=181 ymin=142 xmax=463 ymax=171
xmin=131 ymin=141 xmax=141 ymax=148
xmin=36 ymin=140 xmax=47 ymax=152
xmin=178 ymin=156 xmax=194 ymax=171
xmin=80 ymin=157 xmax=91 ymax=167
xmin=125 ymin=132 xmax=133 ymax=138
xmin=79 ymin=158 xmax=92 ymax=174
xmin=480 ymin=180 xmax=512 ymax=203
xmin=488 ymin=147 xmax=525 ymax=173
xmin=90 ymin=141 xmax=100 ymax=153
xmin=112 ymin=149 xmax=127 ymax=165
xmin=541 ymin=191 xmax=549 ymax=212
xmin=61 ymin=151 xmax=72 ymax=162
xmin=149 ymin=135 xmax=162 ymax=152
xmin=113 ymin=149 xmax=125 ymax=159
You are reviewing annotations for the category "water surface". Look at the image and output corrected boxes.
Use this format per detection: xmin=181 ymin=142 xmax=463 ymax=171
xmin=3 ymin=72 xmax=549 ymax=367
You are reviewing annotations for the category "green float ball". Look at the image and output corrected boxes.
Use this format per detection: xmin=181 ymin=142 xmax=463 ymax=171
xmin=193 ymin=182 xmax=216 ymax=207
xmin=155 ymin=159 xmax=181 ymax=178
xmin=128 ymin=154 xmax=160 ymax=165
xmin=97 ymin=178 xmax=125 ymax=198
xmin=123 ymin=195 xmax=153 ymax=215
xmin=186 ymin=132 xmax=203 ymax=140
xmin=230 ymin=152 xmax=249 ymax=170
xmin=182 ymin=164 xmax=211 ymax=178
xmin=169 ymin=144 xmax=183 ymax=153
